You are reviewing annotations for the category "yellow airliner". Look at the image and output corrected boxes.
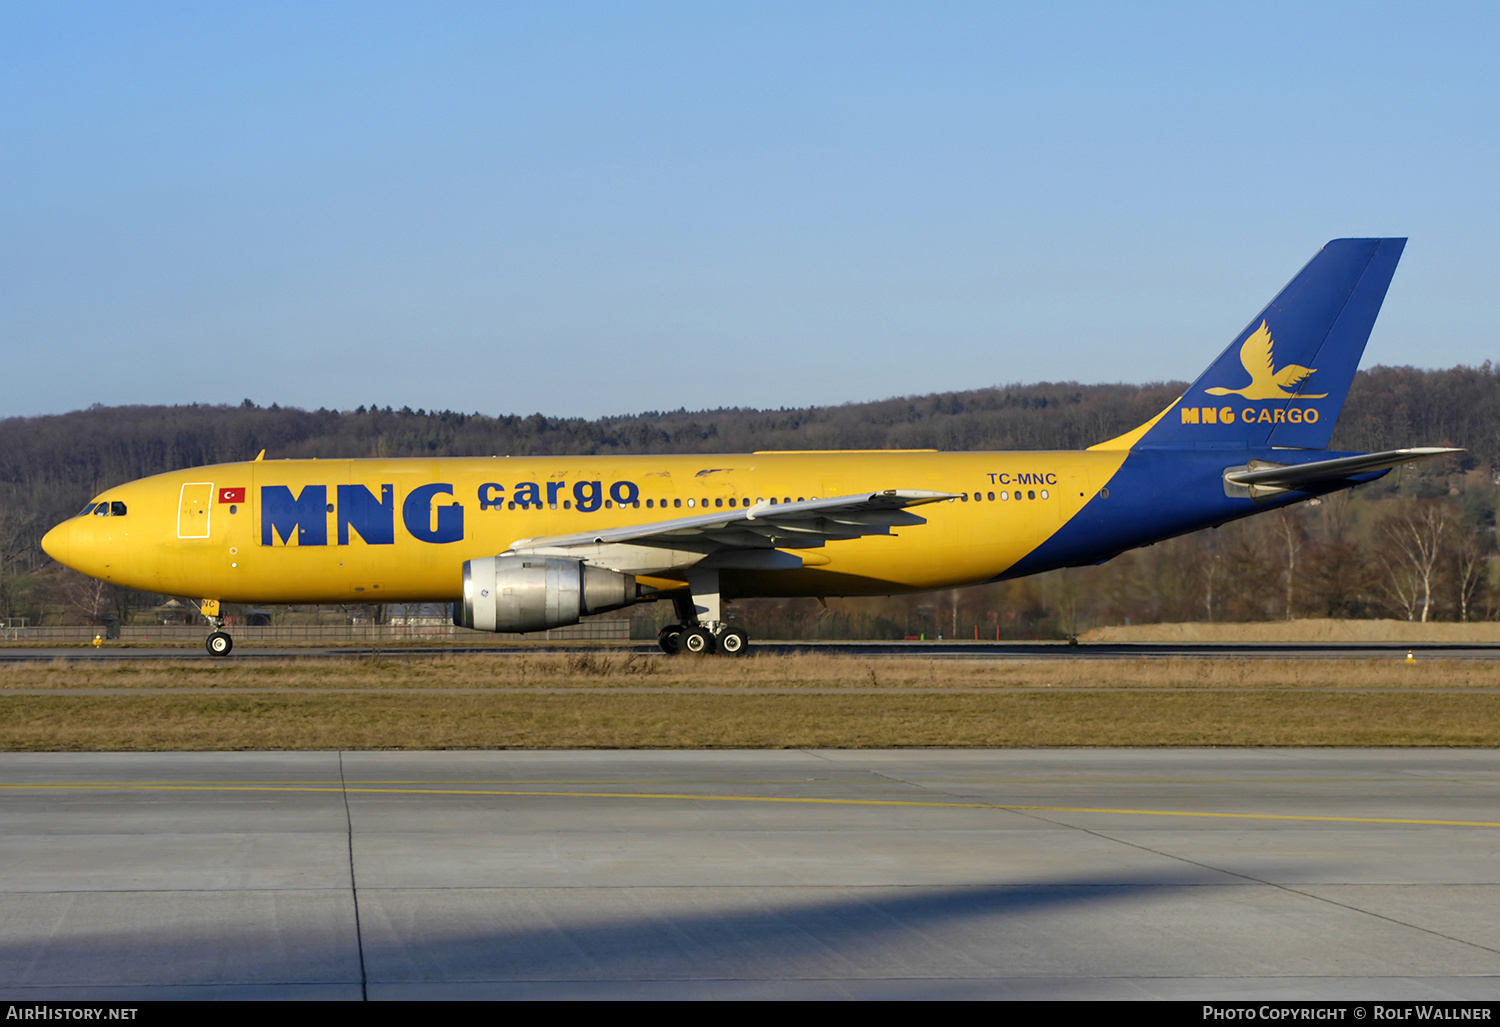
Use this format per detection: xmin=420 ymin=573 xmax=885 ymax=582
xmin=42 ymin=239 xmax=1455 ymax=655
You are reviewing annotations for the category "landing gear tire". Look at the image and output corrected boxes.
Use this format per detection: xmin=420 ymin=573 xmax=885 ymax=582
xmin=717 ymin=629 xmax=749 ymax=655
xmin=680 ymin=626 xmax=716 ymax=655
xmin=206 ymin=631 xmax=234 ymax=657
xmin=657 ymin=624 xmax=684 ymax=655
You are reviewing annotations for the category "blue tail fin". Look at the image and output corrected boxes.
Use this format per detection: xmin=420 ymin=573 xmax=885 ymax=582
xmin=1130 ymin=238 xmax=1405 ymax=450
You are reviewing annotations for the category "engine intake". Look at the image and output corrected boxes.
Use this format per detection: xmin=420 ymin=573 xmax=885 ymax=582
xmin=454 ymin=554 xmax=645 ymax=632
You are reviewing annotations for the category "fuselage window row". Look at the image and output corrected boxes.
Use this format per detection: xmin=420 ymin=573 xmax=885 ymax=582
xmin=458 ymin=488 xmax=1055 ymax=514
xmin=492 ymin=494 xmax=846 ymax=512
xmin=955 ymin=490 xmax=1048 ymax=502
xmin=91 ymin=486 xmax=1054 ymax=521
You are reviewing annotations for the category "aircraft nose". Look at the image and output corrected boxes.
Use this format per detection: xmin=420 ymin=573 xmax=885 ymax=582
xmin=40 ymin=521 xmax=71 ymax=567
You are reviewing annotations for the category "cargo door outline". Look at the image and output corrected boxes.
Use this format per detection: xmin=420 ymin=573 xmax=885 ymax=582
xmin=177 ymin=482 xmax=214 ymax=539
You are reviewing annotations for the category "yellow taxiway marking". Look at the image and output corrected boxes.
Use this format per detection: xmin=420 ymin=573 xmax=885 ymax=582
xmin=6 ymin=776 xmax=1498 ymax=787
xmin=2 ymin=781 xmax=1499 ymax=828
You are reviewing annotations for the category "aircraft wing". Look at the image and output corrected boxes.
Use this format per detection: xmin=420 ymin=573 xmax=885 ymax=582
xmin=1224 ymin=447 xmax=1462 ymax=497
xmin=508 ymin=489 xmax=959 ymax=553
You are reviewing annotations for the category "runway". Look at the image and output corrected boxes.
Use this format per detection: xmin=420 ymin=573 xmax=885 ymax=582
xmin=4 ymin=640 xmax=1500 ymax=661
xmin=3 ymin=749 xmax=1499 ymax=999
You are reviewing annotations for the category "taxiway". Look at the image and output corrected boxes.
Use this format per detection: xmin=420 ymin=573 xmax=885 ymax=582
xmin=2 ymin=749 xmax=1499 ymax=999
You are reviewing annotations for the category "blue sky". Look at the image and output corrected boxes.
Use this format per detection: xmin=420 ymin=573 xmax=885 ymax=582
xmin=2 ymin=2 xmax=1495 ymax=419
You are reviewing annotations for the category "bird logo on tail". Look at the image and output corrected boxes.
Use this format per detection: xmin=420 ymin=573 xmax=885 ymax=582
xmin=1204 ymin=321 xmax=1327 ymax=399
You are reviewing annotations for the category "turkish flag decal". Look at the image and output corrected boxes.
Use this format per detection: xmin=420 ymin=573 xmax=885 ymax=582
xmin=218 ymin=487 xmax=246 ymax=504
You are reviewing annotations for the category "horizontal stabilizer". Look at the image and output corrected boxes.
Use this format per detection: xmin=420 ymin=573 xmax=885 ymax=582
xmin=1223 ymin=447 xmax=1461 ymax=498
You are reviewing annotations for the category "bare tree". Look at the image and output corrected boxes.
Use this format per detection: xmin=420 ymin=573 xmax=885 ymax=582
xmin=0 ymin=506 xmax=36 ymax=622
xmin=63 ymin=571 xmax=112 ymax=625
xmin=1452 ymin=529 xmax=1489 ymax=623
xmin=1378 ymin=501 xmax=1452 ymax=622
xmin=1302 ymin=491 xmax=1380 ymax=618
xmin=1195 ymin=531 xmax=1227 ymax=622
xmin=1218 ymin=518 xmax=1281 ymax=621
xmin=1273 ymin=508 xmax=1304 ymax=620
xmin=1045 ymin=569 xmax=1083 ymax=638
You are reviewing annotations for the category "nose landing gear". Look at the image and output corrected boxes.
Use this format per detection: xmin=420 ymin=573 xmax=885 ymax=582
xmin=198 ymin=598 xmax=234 ymax=657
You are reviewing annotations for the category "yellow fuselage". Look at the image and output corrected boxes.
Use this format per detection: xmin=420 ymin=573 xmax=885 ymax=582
xmin=43 ymin=448 xmax=1133 ymax=604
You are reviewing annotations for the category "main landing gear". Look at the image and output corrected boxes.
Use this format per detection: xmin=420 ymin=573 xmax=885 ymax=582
xmin=655 ymin=574 xmax=748 ymax=656
xmin=657 ymin=622 xmax=748 ymax=656
xmin=199 ymin=598 xmax=234 ymax=657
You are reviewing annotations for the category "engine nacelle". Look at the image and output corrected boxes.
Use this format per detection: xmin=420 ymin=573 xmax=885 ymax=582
xmin=454 ymin=554 xmax=643 ymax=632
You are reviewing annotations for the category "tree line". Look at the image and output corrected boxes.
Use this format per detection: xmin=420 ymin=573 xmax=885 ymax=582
xmin=1 ymin=362 xmax=1495 ymax=631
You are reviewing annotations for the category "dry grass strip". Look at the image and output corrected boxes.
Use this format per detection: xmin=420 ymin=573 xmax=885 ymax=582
xmin=4 ymin=652 xmax=1500 ymax=692
xmin=3 ymin=688 xmax=1500 ymax=750
xmin=5 ymin=653 xmax=1499 ymax=750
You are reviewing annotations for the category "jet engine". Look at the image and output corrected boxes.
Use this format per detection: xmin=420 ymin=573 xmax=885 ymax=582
xmin=454 ymin=554 xmax=647 ymax=632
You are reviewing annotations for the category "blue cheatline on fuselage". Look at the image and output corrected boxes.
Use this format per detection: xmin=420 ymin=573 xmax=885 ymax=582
xmin=1000 ymin=447 xmax=1386 ymax=579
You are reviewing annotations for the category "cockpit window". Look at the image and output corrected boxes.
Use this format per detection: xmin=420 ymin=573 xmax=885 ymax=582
xmin=78 ymin=503 xmax=97 ymax=517
xmin=110 ymin=501 xmax=127 ymax=517
xmin=92 ymin=503 xmax=109 ymax=516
